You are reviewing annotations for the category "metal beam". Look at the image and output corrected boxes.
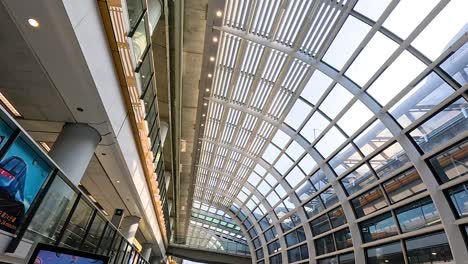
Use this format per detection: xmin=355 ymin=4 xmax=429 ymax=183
xmin=167 ymin=245 xmax=252 ymax=264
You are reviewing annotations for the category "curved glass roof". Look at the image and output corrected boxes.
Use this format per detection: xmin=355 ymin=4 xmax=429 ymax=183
xmin=190 ymin=0 xmax=468 ymax=262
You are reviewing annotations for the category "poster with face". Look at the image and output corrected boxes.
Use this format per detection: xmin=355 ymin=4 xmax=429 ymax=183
xmin=34 ymin=250 xmax=105 ymax=264
xmin=0 ymin=135 xmax=52 ymax=233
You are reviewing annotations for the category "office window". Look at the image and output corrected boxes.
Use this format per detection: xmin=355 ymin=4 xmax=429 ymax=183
xmin=429 ymin=140 xmax=467 ymax=184
xmin=366 ymin=242 xmax=404 ymax=264
xmin=395 ymin=197 xmax=440 ymax=233
xmin=256 ymin=249 xmax=264 ymax=260
xmin=352 ymin=187 xmax=388 ymax=218
xmin=269 ymin=254 xmax=282 ymax=264
xmin=405 ymin=232 xmax=453 ymax=263
xmin=360 ymin=212 xmax=398 ymax=243
xmin=383 ymin=168 xmax=426 ymax=204
xmin=447 ymin=183 xmax=468 ymax=218
xmin=287 ymin=244 xmax=309 ymax=262
xmin=267 ymin=239 xmax=280 ymax=254
xmin=339 ymin=253 xmax=355 ymax=264
xmin=315 ymin=234 xmax=336 ymax=256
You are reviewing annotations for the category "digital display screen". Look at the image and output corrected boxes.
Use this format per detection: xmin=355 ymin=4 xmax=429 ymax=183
xmin=33 ymin=250 xmax=105 ymax=264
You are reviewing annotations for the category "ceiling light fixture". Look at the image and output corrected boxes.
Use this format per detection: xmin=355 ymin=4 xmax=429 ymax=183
xmin=212 ymin=37 xmax=218 ymax=43
xmin=209 ymin=56 xmax=215 ymax=62
xmin=205 ymin=88 xmax=210 ymax=92
xmin=202 ymin=114 xmax=206 ymax=117
xmin=116 ymin=180 xmax=121 ymax=183
xmin=39 ymin=142 xmax=51 ymax=152
xmin=0 ymin=92 xmax=21 ymax=117
xmin=203 ymin=102 xmax=208 ymax=106
xmin=216 ymin=11 xmax=223 ymax=17
xmin=28 ymin=18 xmax=40 ymax=28
xmin=207 ymin=73 xmax=212 ymax=78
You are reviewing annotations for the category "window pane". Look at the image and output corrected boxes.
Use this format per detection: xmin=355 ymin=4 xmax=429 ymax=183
xmin=301 ymin=70 xmax=333 ymax=105
xmin=296 ymin=180 xmax=316 ymax=202
xmin=262 ymin=144 xmax=281 ymax=164
xmin=390 ymin=72 xmax=455 ymax=128
xmin=301 ymin=111 xmax=330 ymax=143
xmin=82 ymin=215 xmax=106 ymax=252
xmin=320 ymin=187 xmax=338 ymax=208
xmin=341 ymin=163 xmax=377 ymax=196
xmin=286 ymin=141 xmax=305 ymax=161
xmin=447 ymin=183 xmax=468 ymax=218
xmin=383 ymin=168 xmax=425 ymax=204
xmin=299 ymin=154 xmax=317 ymax=175
xmin=339 ymin=253 xmax=355 ymax=264
xmin=316 ymin=126 xmax=347 ymax=158
xmin=320 ymin=84 xmax=353 ymax=120
xmin=360 ymin=212 xmax=398 ymax=243
xmin=352 ymin=187 xmax=388 ymax=218
xmin=440 ymin=41 xmax=468 ymax=87
xmin=287 ymin=246 xmax=302 ymax=262
xmin=405 ymin=232 xmax=453 ymax=264
xmin=304 ymin=197 xmax=323 ymax=218
xmin=328 ymin=206 xmax=347 ymax=228
xmin=370 ymin=142 xmax=409 ymax=179
xmin=366 ymin=242 xmax=404 ymax=264
xmin=285 ymin=99 xmax=312 ymax=130
xmin=126 ymin=0 xmax=144 ymax=29
xmin=275 ymin=154 xmax=294 ymax=175
xmin=329 ymin=144 xmax=363 ymax=176
xmin=383 ymin=0 xmax=439 ymax=39
xmin=337 ymin=100 xmax=374 ymax=136
xmin=412 ymin=0 xmax=468 ymax=60
xmin=132 ymin=18 xmax=149 ymax=63
xmin=323 ymin=16 xmax=371 ymax=70
xmin=272 ymin=130 xmax=290 ymax=149
xmin=429 ymin=140 xmax=468 ymax=184
xmin=285 ymin=167 xmax=306 ymax=188
xmin=315 ymin=234 xmax=336 ymax=256
xmin=310 ymin=214 xmax=330 ymax=236
xmin=395 ymin=197 xmax=440 ymax=233
xmin=409 ymin=97 xmax=468 ymax=153
xmin=310 ymin=170 xmax=329 ymax=191
xmin=60 ymin=199 xmax=94 ymax=248
xmin=354 ymin=119 xmax=393 ymax=157
xmin=318 ymin=256 xmax=338 ymax=264
xmin=367 ymin=51 xmax=426 ymax=106
xmin=346 ymin=32 xmax=398 ymax=87
xmin=335 ymin=228 xmax=353 ymax=250
xmin=353 ymin=0 xmax=392 ymax=21
xmin=25 ymin=176 xmax=78 ymax=244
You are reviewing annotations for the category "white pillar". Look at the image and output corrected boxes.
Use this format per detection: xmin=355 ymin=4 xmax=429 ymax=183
xmin=159 ymin=121 xmax=168 ymax=147
xmin=49 ymin=123 xmax=101 ymax=185
xmin=141 ymin=243 xmax=152 ymax=261
xmin=148 ymin=0 xmax=162 ymax=35
xmin=120 ymin=216 xmax=141 ymax=242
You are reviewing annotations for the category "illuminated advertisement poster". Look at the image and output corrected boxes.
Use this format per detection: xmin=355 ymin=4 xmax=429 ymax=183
xmin=0 ymin=118 xmax=52 ymax=233
xmin=33 ymin=250 xmax=105 ymax=264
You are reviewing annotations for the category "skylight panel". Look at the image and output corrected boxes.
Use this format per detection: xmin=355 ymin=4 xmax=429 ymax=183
xmin=319 ymin=84 xmax=353 ymax=120
xmin=299 ymin=154 xmax=317 ymax=175
xmin=337 ymin=100 xmax=374 ymax=136
xmin=345 ymin=32 xmax=399 ymax=87
xmin=286 ymin=141 xmax=305 ymax=161
xmin=300 ymin=70 xmax=333 ymax=105
xmin=367 ymin=50 xmax=426 ymax=106
xmin=285 ymin=167 xmax=306 ymax=188
xmin=251 ymin=0 xmax=281 ymax=38
xmin=275 ymin=184 xmax=287 ymax=197
xmin=300 ymin=111 xmax=330 ymax=143
xmin=412 ymin=0 xmax=468 ymax=60
xmin=247 ymin=172 xmax=262 ymax=187
xmin=274 ymin=154 xmax=294 ymax=175
xmin=254 ymin=164 xmax=267 ymax=176
xmin=322 ymin=15 xmax=371 ymax=70
xmin=383 ymin=0 xmax=439 ymax=40
xmin=284 ymin=99 xmax=312 ymax=130
xmin=265 ymin=174 xmax=276 ymax=186
xmin=267 ymin=191 xmax=281 ymax=206
xmin=272 ymin=130 xmax=290 ymax=149
xmin=258 ymin=181 xmax=271 ymax=196
xmin=315 ymin=126 xmax=346 ymax=158
xmin=353 ymin=0 xmax=392 ymax=22
xmin=262 ymin=50 xmax=287 ymax=82
xmin=262 ymin=144 xmax=281 ymax=164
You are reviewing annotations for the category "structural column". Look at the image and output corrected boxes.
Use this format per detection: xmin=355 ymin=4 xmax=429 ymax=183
xmin=120 ymin=216 xmax=141 ymax=242
xmin=49 ymin=123 xmax=101 ymax=185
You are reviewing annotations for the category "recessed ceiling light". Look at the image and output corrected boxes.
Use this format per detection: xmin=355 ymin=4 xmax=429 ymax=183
xmin=432 ymin=252 xmax=437 ymax=256
xmin=209 ymin=56 xmax=215 ymax=62
xmin=212 ymin=37 xmax=218 ymax=43
xmin=207 ymin=73 xmax=212 ymax=78
xmin=28 ymin=18 xmax=40 ymax=28
xmin=202 ymin=114 xmax=206 ymax=117
xmin=116 ymin=180 xmax=121 ymax=183
xmin=216 ymin=11 xmax=223 ymax=17
xmin=203 ymin=102 xmax=208 ymax=106
xmin=201 ymin=124 xmax=204 ymax=127
xmin=205 ymin=88 xmax=210 ymax=92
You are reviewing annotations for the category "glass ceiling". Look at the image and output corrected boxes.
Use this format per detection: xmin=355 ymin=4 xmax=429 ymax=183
xmin=189 ymin=0 xmax=467 ymax=262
